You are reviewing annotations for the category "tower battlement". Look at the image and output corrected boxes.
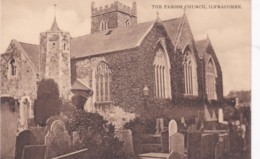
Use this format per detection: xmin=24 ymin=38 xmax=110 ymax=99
xmin=91 ymin=1 xmax=137 ymax=17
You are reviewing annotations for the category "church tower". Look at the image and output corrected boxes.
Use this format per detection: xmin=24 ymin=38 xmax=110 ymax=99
xmin=91 ymin=1 xmax=137 ymax=33
xmin=39 ymin=17 xmax=71 ymax=100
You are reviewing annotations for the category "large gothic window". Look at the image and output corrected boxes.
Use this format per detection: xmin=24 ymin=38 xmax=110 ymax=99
xmin=154 ymin=43 xmax=171 ymax=99
xmin=8 ymin=57 xmax=17 ymax=78
xmin=95 ymin=62 xmax=112 ymax=103
xmin=100 ymin=20 xmax=108 ymax=31
xmin=206 ymin=58 xmax=217 ymax=100
xmin=183 ymin=48 xmax=198 ymax=96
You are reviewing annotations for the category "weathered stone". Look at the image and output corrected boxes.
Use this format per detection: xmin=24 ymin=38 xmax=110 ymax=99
xmin=155 ymin=118 xmax=164 ymax=134
xmin=168 ymin=120 xmax=178 ymax=137
xmin=15 ymin=130 xmax=36 ymax=159
xmin=45 ymin=120 xmax=71 ymax=158
xmin=218 ymin=108 xmax=224 ymax=123
xmin=1 ymin=97 xmax=18 ymax=159
xmin=22 ymin=145 xmax=46 ymax=159
xmin=116 ymin=129 xmax=134 ymax=155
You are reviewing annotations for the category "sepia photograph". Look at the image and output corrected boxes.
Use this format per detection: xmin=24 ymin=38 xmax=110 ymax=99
xmin=1 ymin=0 xmax=251 ymax=159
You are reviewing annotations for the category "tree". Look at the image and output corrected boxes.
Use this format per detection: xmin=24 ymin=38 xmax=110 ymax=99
xmin=64 ymin=105 xmax=131 ymax=159
xmin=34 ymin=79 xmax=61 ymax=126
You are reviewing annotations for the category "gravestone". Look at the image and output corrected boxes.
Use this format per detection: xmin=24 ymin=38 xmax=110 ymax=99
xmin=169 ymin=120 xmax=177 ymax=137
xmin=1 ymin=97 xmax=18 ymax=159
xmin=45 ymin=120 xmax=71 ymax=158
xmin=168 ymin=120 xmax=177 ymax=152
xmin=22 ymin=145 xmax=46 ymax=159
xmin=168 ymin=120 xmax=185 ymax=158
xmin=218 ymin=108 xmax=224 ymax=123
xmin=72 ymin=131 xmax=80 ymax=146
xmin=155 ymin=118 xmax=164 ymax=134
xmin=116 ymin=129 xmax=134 ymax=155
xmin=15 ymin=130 xmax=36 ymax=159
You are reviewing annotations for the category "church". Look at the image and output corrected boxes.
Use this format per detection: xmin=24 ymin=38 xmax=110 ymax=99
xmin=0 ymin=1 xmax=223 ymax=129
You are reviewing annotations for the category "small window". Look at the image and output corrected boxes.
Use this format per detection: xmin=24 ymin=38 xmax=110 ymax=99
xmin=125 ymin=20 xmax=130 ymax=27
xmin=100 ymin=20 xmax=108 ymax=31
xmin=8 ymin=57 xmax=17 ymax=78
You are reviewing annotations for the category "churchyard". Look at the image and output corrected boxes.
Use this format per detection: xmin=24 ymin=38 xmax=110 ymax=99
xmin=1 ymin=94 xmax=250 ymax=159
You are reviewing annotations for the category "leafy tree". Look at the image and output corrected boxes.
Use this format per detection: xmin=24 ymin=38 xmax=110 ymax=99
xmin=64 ymin=103 xmax=131 ymax=159
xmin=34 ymin=79 xmax=61 ymax=126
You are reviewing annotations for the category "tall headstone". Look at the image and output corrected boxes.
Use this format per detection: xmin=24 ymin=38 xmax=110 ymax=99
xmin=218 ymin=108 xmax=224 ymax=123
xmin=1 ymin=97 xmax=18 ymax=159
xmin=45 ymin=120 xmax=71 ymax=158
xmin=155 ymin=118 xmax=164 ymax=134
xmin=169 ymin=120 xmax=177 ymax=137
xmin=168 ymin=120 xmax=177 ymax=152
xmin=15 ymin=130 xmax=36 ymax=159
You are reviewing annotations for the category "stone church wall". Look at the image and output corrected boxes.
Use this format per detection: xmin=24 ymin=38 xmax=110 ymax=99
xmin=0 ymin=43 xmax=37 ymax=101
xmin=72 ymin=22 xmax=205 ymax=116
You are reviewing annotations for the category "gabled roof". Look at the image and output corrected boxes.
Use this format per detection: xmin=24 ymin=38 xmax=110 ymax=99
xmin=8 ymin=16 xmax=184 ymax=65
xmin=19 ymin=42 xmax=40 ymax=71
xmin=162 ymin=17 xmax=182 ymax=45
xmin=195 ymin=39 xmax=209 ymax=59
xmin=70 ymin=21 xmax=155 ymax=59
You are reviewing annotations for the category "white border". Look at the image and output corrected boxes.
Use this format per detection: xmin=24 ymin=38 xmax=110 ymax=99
xmin=252 ymin=0 xmax=260 ymax=158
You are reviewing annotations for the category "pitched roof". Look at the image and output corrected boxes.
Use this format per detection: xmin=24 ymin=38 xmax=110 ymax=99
xmin=19 ymin=42 xmax=40 ymax=71
xmin=70 ymin=21 xmax=154 ymax=58
xmin=71 ymin=78 xmax=91 ymax=91
xmin=13 ymin=16 xmax=183 ymax=65
xmin=195 ymin=39 xmax=208 ymax=58
xmin=71 ymin=78 xmax=93 ymax=98
xmin=162 ymin=17 xmax=182 ymax=45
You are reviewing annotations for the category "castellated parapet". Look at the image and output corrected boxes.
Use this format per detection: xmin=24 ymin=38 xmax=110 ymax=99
xmin=91 ymin=1 xmax=137 ymax=17
xmin=91 ymin=1 xmax=137 ymax=33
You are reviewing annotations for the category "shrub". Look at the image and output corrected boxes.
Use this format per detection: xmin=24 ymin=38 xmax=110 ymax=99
xmin=65 ymin=106 xmax=132 ymax=159
xmin=34 ymin=79 xmax=61 ymax=126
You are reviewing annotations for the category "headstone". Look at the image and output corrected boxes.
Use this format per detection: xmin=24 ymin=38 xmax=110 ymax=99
xmin=116 ymin=129 xmax=134 ymax=155
xmin=155 ymin=118 xmax=164 ymax=134
xmin=181 ymin=117 xmax=185 ymax=125
xmin=168 ymin=120 xmax=178 ymax=152
xmin=15 ymin=130 xmax=36 ymax=159
xmin=1 ymin=97 xmax=18 ymax=159
xmin=169 ymin=133 xmax=185 ymax=157
xmin=72 ymin=131 xmax=80 ymax=146
xmin=218 ymin=108 xmax=224 ymax=123
xmin=22 ymin=145 xmax=46 ymax=159
xmin=168 ymin=120 xmax=177 ymax=137
xmin=45 ymin=120 xmax=71 ymax=158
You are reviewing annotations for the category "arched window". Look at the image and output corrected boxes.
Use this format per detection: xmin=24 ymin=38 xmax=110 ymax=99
xmin=8 ymin=57 xmax=17 ymax=78
xmin=154 ymin=43 xmax=171 ymax=99
xmin=183 ymin=48 xmax=198 ymax=96
xmin=95 ymin=62 xmax=112 ymax=103
xmin=125 ymin=20 xmax=130 ymax=27
xmin=100 ymin=20 xmax=108 ymax=31
xmin=206 ymin=58 xmax=217 ymax=100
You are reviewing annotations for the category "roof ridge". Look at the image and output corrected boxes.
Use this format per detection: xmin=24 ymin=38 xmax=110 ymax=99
xmin=18 ymin=41 xmax=39 ymax=46
xmin=162 ymin=17 xmax=181 ymax=22
xmin=72 ymin=20 xmax=155 ymax=40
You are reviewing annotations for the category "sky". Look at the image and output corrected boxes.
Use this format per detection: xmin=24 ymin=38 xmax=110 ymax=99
xmin=0 ymin=0 xmax=251 ymax=95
